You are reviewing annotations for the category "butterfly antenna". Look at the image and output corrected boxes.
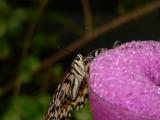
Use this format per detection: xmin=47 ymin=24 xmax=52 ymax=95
xmin=113 ymin=41 xmax=122 ymax=48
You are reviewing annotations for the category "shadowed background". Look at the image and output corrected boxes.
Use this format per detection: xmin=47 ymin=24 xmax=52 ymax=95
xmin=0 ymin=0 xmax=160 ymax=120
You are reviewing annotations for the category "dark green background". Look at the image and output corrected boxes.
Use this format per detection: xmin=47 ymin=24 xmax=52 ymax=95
xmin=0 ymin=0 xmax=159 ymax=120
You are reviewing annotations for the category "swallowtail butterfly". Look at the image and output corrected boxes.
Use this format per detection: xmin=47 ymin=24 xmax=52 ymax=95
xmin=44 ymin=48 xmax=105 ymax=120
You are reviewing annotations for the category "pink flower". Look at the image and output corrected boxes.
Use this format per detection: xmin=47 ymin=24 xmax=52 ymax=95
xmin=89 ymin=41 xmax=160 ymax=120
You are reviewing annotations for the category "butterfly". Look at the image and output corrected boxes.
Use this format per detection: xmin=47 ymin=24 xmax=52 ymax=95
xmin=44 ymin=48 xmax=105 ymax=120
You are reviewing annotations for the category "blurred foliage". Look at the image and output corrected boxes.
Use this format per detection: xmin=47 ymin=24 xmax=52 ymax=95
xmin=19 ymin=55 xmax=40 ymax=83
xmin=0 ymin=0 xmax=155 ymax=120
xmin=2 ymin=95 xmax=50 ymax=120
xmin=73 ymin=103 xmax=93 ymax=120
xmin=118 ymin=0 xmax=152 ymax=14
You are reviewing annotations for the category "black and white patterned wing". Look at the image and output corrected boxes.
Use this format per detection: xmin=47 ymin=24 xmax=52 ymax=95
xmin=44 ymin=73 xmax=73 ymax=120
xmin=44 ymin=54 xmax=85 ymax=120
xmin=44 ymin=48 xmax=105 ymax=120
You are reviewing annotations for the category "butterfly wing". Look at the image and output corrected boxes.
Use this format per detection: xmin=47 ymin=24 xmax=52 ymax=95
xmin=44 ymin=49 xmax=105 ymax=120
xmin=44 ymin=73 xmax=74 ymax=120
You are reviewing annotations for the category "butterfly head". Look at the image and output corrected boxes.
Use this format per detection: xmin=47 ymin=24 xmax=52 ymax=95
xmin=71 ymin=54 xmax=84 ymax=68
xmin=75 ymin=54 xmax=83 ymax=61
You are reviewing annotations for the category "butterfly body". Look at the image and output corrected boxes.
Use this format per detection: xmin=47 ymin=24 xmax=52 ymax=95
xmin=44 ymin=48 xmax=105 ymax=120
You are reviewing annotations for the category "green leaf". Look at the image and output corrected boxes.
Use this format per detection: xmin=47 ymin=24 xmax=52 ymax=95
xmin=0 ymin=40 xmax=11 ymax=60
xmin=19 ymin=55 xmax=40 ymax=83
xmin=0 ymin=0 xmax=10 ymax=15
xmin=18 ymin=96 xmax=40 ymax=119
xmin=49 ymin=12 xmax=72 ymax=25
xmin=37 ymin=94 xmax=51 ymax=109
xmin=52 ymin=64 xmax=63 ymax=80
xmin=2 ymin=97 xmax=21 ymax=120
xmin=7 ymin=16 xmax=22 ymax=36
xmin=0 ymin=19 xmax=7 ymax=37
xmin=74 ymin=102 xmax=93 ymax=120
xmin=33 ymin=33 xmax=47 ymax=49
xmin=13 ymin=8 xmax=29 ymax=22
xmin=7 ymin=8 xmax=30 ymax=36
xmin=47 ymin=11 xmax=82 ymax=35
xmin=2 ymin=95 xmax=49 ymax=120
xmin=33 ymin=33 xmax=60 ymax=52
xmin=48 ymin=34 xmax=60 ymax=48
xmin=118 ymin=0 xmax=151 ymax=14
xmin=3 ymin=110 xmax=21 ymax=120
